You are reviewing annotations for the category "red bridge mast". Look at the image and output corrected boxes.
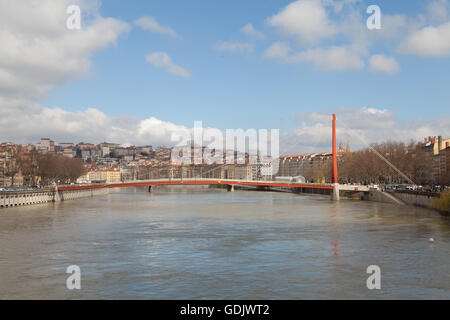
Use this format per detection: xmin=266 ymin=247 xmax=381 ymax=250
xmin=331 ymin=114 xmax=340 ymax=200
xmin=332 ymin=114 xmax=338 ymax=184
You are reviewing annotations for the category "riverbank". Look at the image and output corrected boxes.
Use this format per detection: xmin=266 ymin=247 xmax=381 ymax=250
xmin=356 ymin=189 xmax=448 ymax=216
xmin=266 ymin=186 xmax=447 ymax=216
xmin=430 ymin=191 xmax=450 ymax=215
xmin=1 ymin=183 xmax=445 ymax=217
xmin=0 ymin=188 xmax=108 ymax=208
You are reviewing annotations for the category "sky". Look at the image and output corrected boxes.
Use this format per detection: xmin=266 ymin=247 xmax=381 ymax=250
xmin=0 ymin=0 xmax=449 ymax=155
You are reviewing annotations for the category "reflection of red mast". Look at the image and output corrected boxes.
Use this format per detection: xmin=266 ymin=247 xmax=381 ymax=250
xmin=332 ymin=114 xmax=338 ymax=184
xmin=331 ymin=204 xmax=341 ymax=257
xmin=333 ymin=240 xmax=339 ymax=256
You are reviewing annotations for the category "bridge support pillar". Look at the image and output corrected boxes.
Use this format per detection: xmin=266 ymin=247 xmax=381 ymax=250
xmin=227 ymin=185 xmax=234 ymax=192
xmin=53 ymin=185 xmax=61 ymax=202
xmin=331 ymin=183 xmax=340 ymax=201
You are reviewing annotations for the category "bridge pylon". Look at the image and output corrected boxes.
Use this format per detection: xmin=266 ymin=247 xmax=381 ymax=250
xmin=53 ymin=183 xmax=61 ymax=202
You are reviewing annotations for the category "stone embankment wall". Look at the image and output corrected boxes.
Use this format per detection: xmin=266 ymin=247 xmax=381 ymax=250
xmin=388 ymin=190 xmax=438 ymax=208
xmin=363 ymin=190 xmax=405 ymax=205
xmin=363 ymin=190 xmax=439 ymax=209
xmin=0 ymin=190 xmax=55 ymax=208
xmin=0 ymin=188 xmax=108 ymax=208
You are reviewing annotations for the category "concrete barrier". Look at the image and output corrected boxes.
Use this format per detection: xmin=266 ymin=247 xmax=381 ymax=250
xmin=0 ymin=188 xmax=109 ymax=208
xmin=0 ymin=190 xmax=54 ymax=208
xmin=59 ymin=188 xmax=108 ymax=201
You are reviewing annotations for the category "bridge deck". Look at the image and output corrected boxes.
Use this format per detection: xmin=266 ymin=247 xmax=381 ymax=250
xmin=1 ymin=179 xmax=369 ymax=194
xmin=0 ymin=179 xmax=369 ymax=193
xmin=57 ymin=179 xmax=335 ymax=191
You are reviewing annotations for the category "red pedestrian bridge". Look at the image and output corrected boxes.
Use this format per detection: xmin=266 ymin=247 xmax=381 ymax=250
xmin=58 ymin=178 xmax=333 ymax=192
xmin=56 ymin=114 xmax=371 ymax=200
xmin=56 ymin=178 xmax=369 ymax=199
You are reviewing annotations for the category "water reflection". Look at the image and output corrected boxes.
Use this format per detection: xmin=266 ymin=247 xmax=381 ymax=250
xmin=0 ymin=187 xmax=449 ymax=299
xmin=330 ymin=202 xmax=342 ymax=257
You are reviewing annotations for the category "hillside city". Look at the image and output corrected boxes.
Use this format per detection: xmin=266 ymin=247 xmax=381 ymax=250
xmin=1 ymin=135 xmax=449 ymax=190
xmin=0 ymin=138 xmax=274 ymax=187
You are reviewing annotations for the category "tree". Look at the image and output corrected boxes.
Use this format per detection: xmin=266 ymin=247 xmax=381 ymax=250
xmin=37 ymin=154 xmax=86 ymax=185
xmin=4 ymin=146 xmax=21 ymax=187
xmin=337 ymin=141 xmax=417 ymax=185
xmin=17 ymin=149 xmax=39 ymax=186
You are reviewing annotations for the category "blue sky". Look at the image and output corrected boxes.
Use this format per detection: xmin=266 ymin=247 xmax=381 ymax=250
xmin=41 ymin=0 xmax=450 ymax=130
xmin=0 ymin=0 xmax=449 ymax=153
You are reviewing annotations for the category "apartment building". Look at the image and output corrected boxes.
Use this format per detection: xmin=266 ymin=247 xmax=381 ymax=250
xmin=421 ymin=136 xmax=450 ymax=184
xmin=38 ymin=138 xmax=55 ymax=153
xmin=87 ymin=169 xmax=121 ymax=183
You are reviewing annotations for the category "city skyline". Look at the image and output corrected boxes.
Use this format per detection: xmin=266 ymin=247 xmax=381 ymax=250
xmin=0 ymin=0 xmax=449 ymax=155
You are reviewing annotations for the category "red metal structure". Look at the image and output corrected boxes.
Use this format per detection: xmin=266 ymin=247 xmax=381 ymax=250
xmin=58 ymin=180 xmax=333 ymax=191
xmin=332 ymin=114 xmax=338 ymax=184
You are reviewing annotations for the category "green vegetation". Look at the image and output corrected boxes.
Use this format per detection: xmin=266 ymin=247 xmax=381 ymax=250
xmin=430 ymin=191 xmax=450 ymax=213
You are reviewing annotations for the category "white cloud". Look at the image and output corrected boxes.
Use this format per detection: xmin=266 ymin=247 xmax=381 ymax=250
xmin=368 ymin=54 xmax=400 ymax=74
xmin=263 ymin=0 xmax=450 ymax=73
xmin=427 ymin=0 xmax=449 ymax=24
xmin=263 ymin=42 xmax=292 ymax=60
xmin=302 ymin=107 xmax=396 ymax=131
xmin=397 ymin=22 xmax=450 ymax=57
xmin=0 ymin=2 xmax=193 ymax=147
xmin=0 ymin=98 xmax=275 ymax=155
xmin=392 ymin=116 xmax=450 ymax=142
xmin=267 ymin=0 xmax=337 ymax=45
xmin=1 ymin=98 xmax=448 ymax=158
xmin=0 ymin=97 xmax=190 ymax=146
xmin=282 ymin=106 xmax=394 ymax=155
xmin=375 ymin=14 xmax=413 ymax=40
xmin=264 ymin=42 xmax=364 ymax=71
xmin=145 ymin=52 xmax=190 ymax=77
xmin=214 ymin=41 xmax=254 ymax=53
xmin=323 ymin=0 xmax=362 ymax=13
xmin=0 ymin=0 xmax=129 ymax=100
xmin=281 ymin=107 xmax=450 ymax=155
xmin=293 ymin=46 xmax=365 ymax=70
xmin=134 ymin=16 xmax=179 ymax=38
xmin=241 ymin=23 xmax=266 ymax=40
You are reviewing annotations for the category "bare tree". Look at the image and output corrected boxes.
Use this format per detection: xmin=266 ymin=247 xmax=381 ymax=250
xmin=338 ymin=141 xmax=418 ymax=185
xmin=37 ymin=154 xmax=85 ymax=185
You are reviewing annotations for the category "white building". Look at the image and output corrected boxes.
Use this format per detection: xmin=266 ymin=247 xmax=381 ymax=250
xmin=235 ymin=164 xmax=252 ymax=180
xmin=38 ymin=138 xmax=55 ymax=152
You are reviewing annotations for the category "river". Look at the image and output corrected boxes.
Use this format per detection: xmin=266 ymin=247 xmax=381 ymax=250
xmin=0 ymin=187 xmax=449 ymax=299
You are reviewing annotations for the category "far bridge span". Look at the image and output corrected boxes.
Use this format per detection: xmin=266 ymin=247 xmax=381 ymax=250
xmin=57 ymin=178 xmax=369 ymax=198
